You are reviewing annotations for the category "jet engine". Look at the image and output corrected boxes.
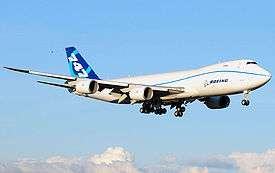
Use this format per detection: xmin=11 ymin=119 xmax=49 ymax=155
xmin=75 ymin=80 xmax=99 ymax=94
xmin=204 ymin=96 xmax=230 ymax=109
xmin=129 ymin=86 xmax=153 ymax=101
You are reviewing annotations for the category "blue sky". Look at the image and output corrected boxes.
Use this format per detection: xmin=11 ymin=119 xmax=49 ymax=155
xmin=0 ymin=0 xmax=275 ymax=168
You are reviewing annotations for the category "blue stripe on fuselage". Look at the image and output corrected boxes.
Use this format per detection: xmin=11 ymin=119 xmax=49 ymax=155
xmin=155 ymin=70 xmax=268 ymax=86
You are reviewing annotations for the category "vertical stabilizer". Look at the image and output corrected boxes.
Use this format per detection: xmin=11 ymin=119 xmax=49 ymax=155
xmin=65 ymin=47 xmax=100 ymax=80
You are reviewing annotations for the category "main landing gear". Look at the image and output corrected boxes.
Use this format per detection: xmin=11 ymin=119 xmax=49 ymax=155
xmin=140 ymin=102 xmax=167 ymax=116
xmin=241 ymin=90 xmax=250 ymax=106
xmin=140 ymin=101 xmax=187 ymax=117
xmin=174 ymin=105 xmax=186 ymax=117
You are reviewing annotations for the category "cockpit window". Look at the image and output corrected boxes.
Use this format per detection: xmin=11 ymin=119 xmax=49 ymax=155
xmin=247 ymin=62 xmax=257 ymax=65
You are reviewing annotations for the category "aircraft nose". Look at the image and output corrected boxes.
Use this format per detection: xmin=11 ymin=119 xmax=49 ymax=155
xmin=257 ymin=66 xmax=272 ymax=84
xmin=267 ymin=71 xmax=272 ymax=80
xmin=263 ymin=69 xmax=272 ymax=82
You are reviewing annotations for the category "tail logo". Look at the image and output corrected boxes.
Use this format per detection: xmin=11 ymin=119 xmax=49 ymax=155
xmin=68 ymin=53 xmax=89 ymax=78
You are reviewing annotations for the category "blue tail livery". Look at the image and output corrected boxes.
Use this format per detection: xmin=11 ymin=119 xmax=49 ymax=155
xmin=65 ymin=47 xmax=100 ymax=80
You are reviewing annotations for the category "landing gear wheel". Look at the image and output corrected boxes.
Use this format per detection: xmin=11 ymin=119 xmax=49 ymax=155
xmin=140 ymin=108 xmax=149 ymax=114
xmin=154 ymin=109 xmax=160 ymax=115
xmin=154 ymin=108 xmax=167 ymax=116
xmin=177 ymin=107 xmax=185 ymax=113
xmin=241 ymin=99 xmax=250 ymax=106
xmin=140 ymin=102 xmax=154 ymax=114
xmin=140 ymin=107 xmax=150 ymax=114
xmin=174 ymin=106 xmax=185 ymax=117
xmin=162 ymin=108 xmax=167 ymax=114
xmin=174 ymin=111 xmax=183 ymax=117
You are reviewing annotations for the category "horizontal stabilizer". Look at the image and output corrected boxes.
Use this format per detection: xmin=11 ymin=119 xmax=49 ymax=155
xmin=3 ymin=67 xmax=29 ymax=73
xmin=37 ymin=81 xmax=75 ymax=89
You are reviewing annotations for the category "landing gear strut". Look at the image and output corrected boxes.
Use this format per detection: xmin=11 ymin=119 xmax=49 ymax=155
xmin=241 ymin=90 xmax=250 ymax=106
xmin=140 ymin=102 xmax=154 ymax=114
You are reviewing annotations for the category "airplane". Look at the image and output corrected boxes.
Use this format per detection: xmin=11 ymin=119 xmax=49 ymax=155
xmin=4 ymin=47 xmax=272 ymax=117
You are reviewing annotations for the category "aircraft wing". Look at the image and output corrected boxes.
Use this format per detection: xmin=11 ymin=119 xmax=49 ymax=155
xmin=96 ymin=82 xmax=189 ymax=104
xmin=4 ymin=67 xmax=193 ymax=103
xmin=3 ymin=67 xmax=131 ymax=85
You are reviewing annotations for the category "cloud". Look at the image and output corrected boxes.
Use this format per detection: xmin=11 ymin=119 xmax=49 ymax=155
xmin=88 ymin=147 xmax=134 ymax=165
xmin=185 ymin=149 xmax=275 ymax=173
xmin=179 ymin=167 xmax=209 ymax=173
xmin=142 ymin=148 xmax=275 ymax=173
xmin=142 ymin=164 xmax=209 ymax=173
xmin=229 ymin=149 xmax=275 ymax=173
xmin=189 ymin=155 xmax=236 ymax=170
xmin=0 ymin=147 xmax=140 ymax=173
xmin=1 ymin=147 xmax=275 ymax=173
xmin=160 ymin=155 xmax=178 ymax=164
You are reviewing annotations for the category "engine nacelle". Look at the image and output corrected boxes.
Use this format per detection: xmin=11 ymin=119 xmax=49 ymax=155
xmin=129 ymin=86 xmax=153 ymax=101
xmin=204 ymin=96 xmax=230 ymax=109
xmin=75 ymin=80 xmax=99 ymax=94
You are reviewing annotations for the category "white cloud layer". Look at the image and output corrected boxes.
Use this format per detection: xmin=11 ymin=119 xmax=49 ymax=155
xmin=0 ymin=147 xmax=139 ymax=173
xmin=1 ymin=147 xmax=275 ymax=173
xmin=229 ymin=149 xmax=275 ymax=173
xmin=89 ymin=146 xmax=133 ymax=165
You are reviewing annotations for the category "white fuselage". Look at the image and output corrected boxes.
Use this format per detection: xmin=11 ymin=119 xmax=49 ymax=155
xmin=85 ymin=60 xmax=271 ymax=103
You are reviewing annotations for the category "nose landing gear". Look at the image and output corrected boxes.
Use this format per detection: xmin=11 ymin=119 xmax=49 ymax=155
xmin=241 ymin=99 xmax=250 ymax=106
xmin=241 ymin=90 xmax=250 ymax=106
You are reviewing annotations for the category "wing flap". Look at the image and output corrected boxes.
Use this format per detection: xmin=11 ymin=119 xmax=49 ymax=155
xmin=96 ymin=81 xmax=189 ymax=101
xmin=160 ymin=92 xmax=193 ymax=100
xmin=97 ymin=80 xmax=129 ymax=88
